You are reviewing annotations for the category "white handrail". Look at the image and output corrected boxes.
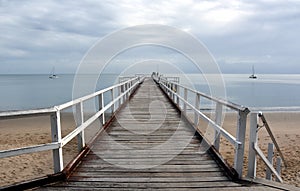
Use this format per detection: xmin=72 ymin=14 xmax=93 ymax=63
xmin=158 ymin=77 xmax=248 ymax=112
xmin=153 ymin=74 xmax=249 ymax=178
xmin=160 ymin=81 xmax=241 ymax=147
xmin=0 ymin=76 xmax=144 ymax=174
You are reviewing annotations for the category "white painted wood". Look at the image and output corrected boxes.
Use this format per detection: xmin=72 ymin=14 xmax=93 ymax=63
xmin=183 ymin=88 xmax=187 ymax=114
xmin=158 ymin=78 xmax=247 ymax=111
xmin=159 ymin=82 xmax=240 ymax=146
xmin=75 ymin=102 xmax=85 ymax=152
xmin=214 ymin=103 xmax=222 ymax=151
xmin=0 ymin=142 xmax=59 ymax=159
xmin=253 ymin=143 xmax=283 ymax=183
xmin=247 ymin=113 xmax=258 ymax=179
xmin=176 ymin=85 xmax=180 ymax=105
xmin=50 ymin=111 xmax=63 ymax=173
xmin=57 ymin=77 xmax=139 ymax=110
xmin=0 ymin=76 xmax=142 ymax=175
xmin=234 ymin=110 xmax=248 ymax=178
xmin=118 ymin=86 xmax=121 ymax=107
xmin=0 ymin=108 xmax=55 ymax=118
xmin=194 ymin=93 xmax=200 ymax=126
xmin=98 ymin=94 xmax=105 ymax=125
xmin=266 ymin=143 xmax=274 ymax=180
xmin=111 ymin=88 xmax=115 ymax=114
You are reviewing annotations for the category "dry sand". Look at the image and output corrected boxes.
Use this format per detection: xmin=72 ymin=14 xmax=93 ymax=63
xmin=0 ymin=112 xmax=299 ymax=187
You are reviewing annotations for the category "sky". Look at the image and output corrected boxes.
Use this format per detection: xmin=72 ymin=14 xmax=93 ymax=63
xmin=1 ymin=0 xmax=300 ymax=74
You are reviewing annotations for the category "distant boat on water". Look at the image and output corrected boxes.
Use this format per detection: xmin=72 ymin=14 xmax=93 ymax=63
xmin=249 ymin=65 xmax=257 ymax=79
xmin=49 ymin=67 xmax=59 ymax=79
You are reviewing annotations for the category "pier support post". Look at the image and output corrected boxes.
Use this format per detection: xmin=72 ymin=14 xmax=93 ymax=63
xmin=234 ymin=110 xmax=249 ymax=178
xmin=247 ymin=113 xmax=258 ymax=179
xmin=50 ymin=111 xmax=63 ymax=173
xmin=75 ymin=102 xmax=85 ymax=152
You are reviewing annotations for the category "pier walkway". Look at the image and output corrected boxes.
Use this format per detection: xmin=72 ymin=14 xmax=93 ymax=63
xmin=35 ymin=78 xmax=286 ymax=190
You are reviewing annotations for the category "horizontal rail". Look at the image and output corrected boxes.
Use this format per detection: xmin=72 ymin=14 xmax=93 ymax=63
xmin=160 ymin=81 xmax=241 ymax=147
xmin=0 ymin=108 xmax=56 ymax=119
xmin=0 ymin=142 xmax=59 ymax=159
xmin=60 ymin=82 xmax=139 ymax=147
xmin=159 ymin=77 xmax=248 ymax=112
xmin=0 ymin=75 xmax=144 ymax=176
xmin=154 ymin=74 xmax=249 ymax=178
xmin=57 ymin=77 xmax=140 ymax=110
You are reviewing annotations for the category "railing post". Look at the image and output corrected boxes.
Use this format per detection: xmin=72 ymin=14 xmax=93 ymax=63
xmin=125 ymin=83 xmax=128 ymax=100
xmin=118 ymin=85 xmax=121 ymax=107
xmin=276 ymin=157 xmax=282 ymax=182
xmin=171 ymin=84 xmax=174 ymax=101
xmin=194 ymin=93 xmax=200 ymax=126
xmin=266 ymin=143 xmax=274 ymax=180
xmin=183 ymin=88 xmax=187 ymax=114
xmin=247 ymin=112 xmax=258 ymax=179
xmin=214 ymin=103 xmax=222 ymax=151
xmin=234 ymin=109 xmax=248 ymax=178
xmin=75 ymin=102 xmax=85 ymax=152
xmin=98 ymin=93 xmax=105 ymax=125
xmin=121 ymin=84 xmax=125 ymax=103
xmin=176 ymin=85 xmax=180 ymax=105
xmin=50 ymin=111 xmax=63 ymax=173
xmin=111 ymin=88 xmax=115 ymax=114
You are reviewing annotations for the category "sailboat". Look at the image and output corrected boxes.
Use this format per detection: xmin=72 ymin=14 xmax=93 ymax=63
xmin=249 ymin=65 xmax=257 ymax=79
xmin=49 ymin=67 xmax=59 ymax=79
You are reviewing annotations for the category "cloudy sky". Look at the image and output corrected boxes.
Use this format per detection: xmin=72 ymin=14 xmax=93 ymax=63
xmin=1 ymin=0 xmax=300 ymax=74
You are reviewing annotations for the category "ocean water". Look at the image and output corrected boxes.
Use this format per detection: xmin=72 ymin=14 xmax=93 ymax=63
xmin=185 ymin=74 xmax=300 ymax=111
xmin=0 ymin=74 xmax=300 ymax=112
xmin=0 ymin=74 xmax=118 ymax=111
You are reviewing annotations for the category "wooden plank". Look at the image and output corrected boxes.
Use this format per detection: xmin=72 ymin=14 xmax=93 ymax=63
xmin=45 ymin=181 xmax=241 ymax=188
xmin=74 ymin=167 xmax=223 ymax=173
xmin=37 ymin=187 xmax=279 ymax=191
xmin=67 ymin=177 xmax=229 ymax=182
xmin=71 ymin=171 xmax=224 ymax=178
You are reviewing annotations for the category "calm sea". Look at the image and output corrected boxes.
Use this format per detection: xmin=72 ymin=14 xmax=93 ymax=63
xmin=0 ymin=74 xmax=300 ymax=112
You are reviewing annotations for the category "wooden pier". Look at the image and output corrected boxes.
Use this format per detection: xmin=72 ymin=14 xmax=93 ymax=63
xmin=1 ymin=76 xmax=297 ymax=190
xmin=35 ymin=78 xmax=287 ymax=190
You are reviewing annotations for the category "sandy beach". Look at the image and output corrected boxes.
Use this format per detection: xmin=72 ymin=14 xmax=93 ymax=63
xmin=0 ymin=112 xmax=299 ymax=187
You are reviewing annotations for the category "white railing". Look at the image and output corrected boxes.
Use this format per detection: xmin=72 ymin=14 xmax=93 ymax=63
xmin=153 ymin=74 xmax=285 ymax=183
xmin=247 ymin=112 xmax=286 ymax=183
xmin=0 ymin=76 xmax=144 ymax=173
xmin=153 ymin=74 xmax=250 ymax=178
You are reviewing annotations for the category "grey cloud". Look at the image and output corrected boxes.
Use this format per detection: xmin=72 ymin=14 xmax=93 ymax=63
xmin=0 ymin=0 xmax=300 ymax=74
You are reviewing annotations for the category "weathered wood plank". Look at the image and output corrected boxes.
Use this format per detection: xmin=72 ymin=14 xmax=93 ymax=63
xmin=44 ymin=181 xmax=242 ymax=188
xmin=71 ymin=171 xmax=225 ymax=178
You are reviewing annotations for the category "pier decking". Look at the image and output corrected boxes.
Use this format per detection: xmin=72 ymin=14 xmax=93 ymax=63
xmin=35 ymin=78 xmax=286 ymax=190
